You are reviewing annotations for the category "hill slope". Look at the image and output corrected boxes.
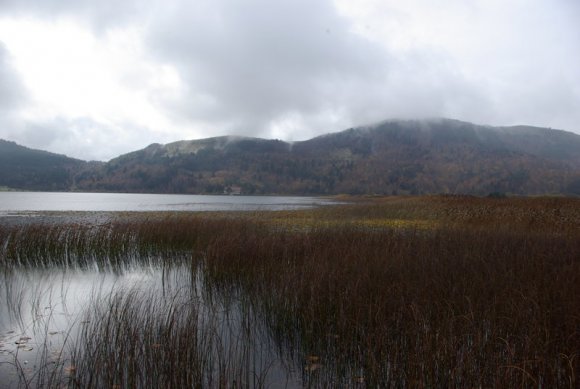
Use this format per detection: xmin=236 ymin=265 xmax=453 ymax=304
xmin=73 ymin=119 xmax=580 ymax=195
xmin=0 ymin=140 xmax=87 ymax=191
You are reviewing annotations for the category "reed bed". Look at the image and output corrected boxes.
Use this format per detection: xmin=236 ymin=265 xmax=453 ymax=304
xmin=0 ymin=196 xmax=579 ymax=387
xmin=202 ymin=226 xmax=579 ymax=387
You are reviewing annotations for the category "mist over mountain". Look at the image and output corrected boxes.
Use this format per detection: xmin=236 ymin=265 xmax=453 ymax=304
xmin=3 ymin=119 xmax=580 ymax=196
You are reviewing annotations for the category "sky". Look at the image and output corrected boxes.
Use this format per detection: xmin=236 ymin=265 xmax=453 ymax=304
xmin=0 ymin=0 xmax=579 ymax=161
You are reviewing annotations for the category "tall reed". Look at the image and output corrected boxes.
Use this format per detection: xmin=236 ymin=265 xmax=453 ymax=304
xmin=0 ymin=197 xmax=578 ymax=387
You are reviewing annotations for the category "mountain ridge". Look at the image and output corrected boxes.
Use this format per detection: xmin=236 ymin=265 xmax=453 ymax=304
xmin=3 ymin=118 xmax=580 ymax=195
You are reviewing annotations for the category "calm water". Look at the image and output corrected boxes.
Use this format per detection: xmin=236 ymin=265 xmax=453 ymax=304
xmin=0 ymin=261 xmax=302 ymax=388
xmin=0 ymin=192 xmax=331 ymax=213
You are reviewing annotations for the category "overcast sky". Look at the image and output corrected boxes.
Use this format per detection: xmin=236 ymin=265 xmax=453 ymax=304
xmin=0 ymin=0 xmax=579 ymax=161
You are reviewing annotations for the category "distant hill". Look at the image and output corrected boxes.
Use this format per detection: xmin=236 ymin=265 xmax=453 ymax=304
xmin=72 ymin=119 xmax=580 ymax=196
xmin=0 ymin=140 xmax=87 ymax=191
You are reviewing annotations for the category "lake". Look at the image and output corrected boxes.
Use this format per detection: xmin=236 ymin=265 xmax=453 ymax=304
xmin=0 ymin=191 xmax=332 ymax=213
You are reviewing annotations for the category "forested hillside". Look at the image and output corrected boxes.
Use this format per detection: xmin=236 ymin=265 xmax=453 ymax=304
xmin=72 ymin=119 xmax=580 ymax=196
xmin=0 ymin=140 xmax=87 ymax=191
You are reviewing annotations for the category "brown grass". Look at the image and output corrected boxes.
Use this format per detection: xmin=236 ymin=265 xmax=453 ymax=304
xmin=0 ymin=195 xmax=579 ymax=387
xmin=202 ymin=224 xmax=579 ymax=387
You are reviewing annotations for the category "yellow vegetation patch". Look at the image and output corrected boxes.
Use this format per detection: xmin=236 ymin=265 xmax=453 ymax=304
xmin=353 ymin=218 xmax=439 ymax=230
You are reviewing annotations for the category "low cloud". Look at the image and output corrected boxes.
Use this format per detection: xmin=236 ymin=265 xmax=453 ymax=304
xmin=145 ymin=0 xmax=387 ymax=137
xmin=0 ymin=0 xmax=579 ymax=159
xmin=13 ymin=117 xmax=163 ymax=161
xmin=144 ymin=0 xmax=499 ymax=141
xmin=0 ymin=43 xmax=27 ymax=111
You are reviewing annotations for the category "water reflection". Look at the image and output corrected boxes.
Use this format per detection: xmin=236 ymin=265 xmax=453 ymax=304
xmin=0 ymin=265 xmax=160 ymax=386
xmin=0 ymin=260 xmax=302 ymax=388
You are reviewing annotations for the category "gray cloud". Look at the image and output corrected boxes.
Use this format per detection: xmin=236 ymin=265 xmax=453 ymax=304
xmin=145 ymin=0 xmax=392 ymax=138
xmin=14 ymin=117 xmax=164 ymax=161
xmin=0 ymin=0 xmax=579 ymax=160
xmin=0 ymin=0 xmax=142 ymax=31
xmin=158 ymin=0 xmax=513 ymax=141
xmin=0 ymin=42 xmax=29 ymax=147
xmin=0 ymin=43 xmax=27 ymax=111
xmin=1 ymin=116 xmax=160 ymax=161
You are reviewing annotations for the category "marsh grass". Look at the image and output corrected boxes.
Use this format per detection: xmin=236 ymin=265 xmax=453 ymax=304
xmin=0 ymin=196 xmax=579 ymax=387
